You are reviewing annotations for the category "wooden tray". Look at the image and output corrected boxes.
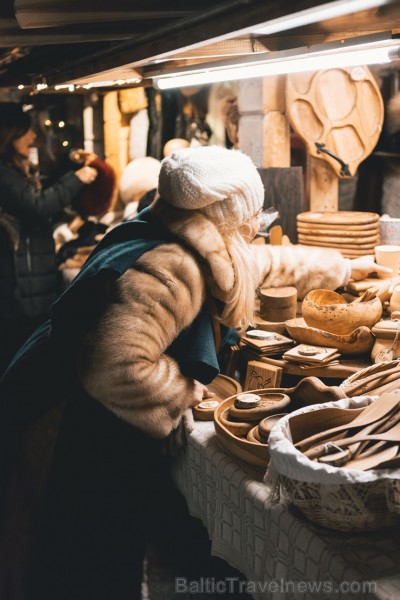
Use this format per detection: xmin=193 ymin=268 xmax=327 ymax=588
xmin=192 ymin=374 xmax=242 ymax=421
xmin=214 ymin=391 xmax=273 ymax=468
xmin=286 ymin=67 xmax=384 ymax=178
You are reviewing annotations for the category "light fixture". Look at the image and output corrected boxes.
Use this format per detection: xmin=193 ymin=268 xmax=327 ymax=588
xmin=153 ymin=34 xmax=400 ymax=89
xmin=249 ymin=0 xmax=394 ymax=36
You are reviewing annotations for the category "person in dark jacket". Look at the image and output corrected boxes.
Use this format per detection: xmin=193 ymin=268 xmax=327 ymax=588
xmin=0 ymin=102 xmax=98 ymax=375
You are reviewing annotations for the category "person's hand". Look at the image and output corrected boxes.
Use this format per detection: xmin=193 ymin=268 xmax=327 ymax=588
xmin=70 ymin=148 xmax=97 ymax=165
xmin=75 ymin=165 xmax=98 ymax=185
xmin=191 ymin=380 xmax=216 ymax=407
xmin=350 ymin=255 xmax=393 ymax=280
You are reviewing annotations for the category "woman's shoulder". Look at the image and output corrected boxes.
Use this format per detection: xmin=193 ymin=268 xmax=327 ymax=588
xmin=0 ymin=159 xmax=24 ymax=183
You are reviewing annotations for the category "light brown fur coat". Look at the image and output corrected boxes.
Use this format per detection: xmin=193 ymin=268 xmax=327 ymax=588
xmin=78 ymin=202 xmax=348 ymax=438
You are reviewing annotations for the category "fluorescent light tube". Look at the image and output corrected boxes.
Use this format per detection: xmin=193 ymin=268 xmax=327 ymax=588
xmin=154 ymin=41 xmax=400 ymax=89
xmin=251 ymin=0 xmax=393 ymax=36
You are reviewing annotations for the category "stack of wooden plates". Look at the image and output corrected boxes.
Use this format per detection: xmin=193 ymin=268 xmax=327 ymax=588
xmin=297 ymin=211 xmax=380 ymax=258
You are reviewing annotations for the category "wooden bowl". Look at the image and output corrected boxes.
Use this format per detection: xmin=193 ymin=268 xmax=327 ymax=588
xmin=219 ymin=408 xmax=254 ymax=436
xmin=258 ymin=414 xmax=288 ymax=441
xmin=192 ymin=374 xmax=242 ymax=421
xmin=214 ymin=389 xmax=278 ymax=468
xmin=301 ymin=289 xmax=382 ymax=335
xmin=247 ymin=425 xmax=265 ymax=444
xmin=285 ymin=317 xmax=375 ymax=355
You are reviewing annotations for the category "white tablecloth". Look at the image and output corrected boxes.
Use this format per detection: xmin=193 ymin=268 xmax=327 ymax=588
xmin=172 ymin=421 xmax=400 ymax=600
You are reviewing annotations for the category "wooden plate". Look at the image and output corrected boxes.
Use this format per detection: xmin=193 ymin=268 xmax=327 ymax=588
xmin=297 ymin=233 xmax=379 ymax=245
xmin=297 ymin=234 xmax=378 ymax=247
xmin=192 ymin=374 xmax=242 ymax=421
xmin=297 ymin=211 xmax=380 ymax=226
xmin=297 ymin=225 xmax=379 ymax=236
xmin=298 ymin=242 xmax=377 ymax=256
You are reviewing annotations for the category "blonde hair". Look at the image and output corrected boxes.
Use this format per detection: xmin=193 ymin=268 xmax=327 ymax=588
xmin=219 ymin=229 xmax=259 ymax=333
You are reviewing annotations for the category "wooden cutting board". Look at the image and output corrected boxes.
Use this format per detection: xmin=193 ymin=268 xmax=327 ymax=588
xmin=286 ymin=66 xmax=384 ymax=178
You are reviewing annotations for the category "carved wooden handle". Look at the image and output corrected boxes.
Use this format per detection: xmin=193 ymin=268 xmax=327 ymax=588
xmin=315 ymin=142 xmax=351 ymax=176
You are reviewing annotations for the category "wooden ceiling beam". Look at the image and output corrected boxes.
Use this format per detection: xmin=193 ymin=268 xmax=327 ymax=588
xmin=14 ymin=0 xmax=209 ymax=28
xmin=39 ymin=0 xmax=339 ymax=85
xmin=0 ymin=18 xmax=171 ymax=46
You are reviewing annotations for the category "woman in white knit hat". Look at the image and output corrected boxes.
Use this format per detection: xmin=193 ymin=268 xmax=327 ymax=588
xmin=1 ymin=146 xmax=388 ymax=600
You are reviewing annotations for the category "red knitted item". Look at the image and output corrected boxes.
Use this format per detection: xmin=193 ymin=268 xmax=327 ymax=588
xmin=76 ymin=157 xmax=116 ymax=217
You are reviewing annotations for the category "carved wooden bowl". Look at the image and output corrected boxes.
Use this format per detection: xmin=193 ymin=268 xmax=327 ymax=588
xmin=285 ymin=317 xmax=375 ymax=355
xmin=301 ymin=289 xmax=382 ymax=336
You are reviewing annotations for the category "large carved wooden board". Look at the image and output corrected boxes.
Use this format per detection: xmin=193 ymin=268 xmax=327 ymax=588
xmin=286 ymin=66 xmax=384 ymax=178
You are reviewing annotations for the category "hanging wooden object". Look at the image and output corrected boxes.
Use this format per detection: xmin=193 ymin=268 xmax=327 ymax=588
xmin=286 ymin=66 xmax=384 ymax=179
xmin=286 ymin=66 xmax=384 ymax=211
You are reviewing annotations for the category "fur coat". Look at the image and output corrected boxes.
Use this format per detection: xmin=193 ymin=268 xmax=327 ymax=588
xmin=78 ymin=199 xmax=349 ymax=438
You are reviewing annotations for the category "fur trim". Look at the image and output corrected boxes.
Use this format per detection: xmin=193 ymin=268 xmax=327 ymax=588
xmin=152 ymin=197 xmax=235 ymax=294
xmin=78 ymin=242 xmax=209 ymax=438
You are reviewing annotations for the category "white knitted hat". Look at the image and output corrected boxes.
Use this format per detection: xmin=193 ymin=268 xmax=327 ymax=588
xmin=158 ymin=146 xmax=264 ymax=229
xmin=119 ymin=157 xmax=161 ymax=205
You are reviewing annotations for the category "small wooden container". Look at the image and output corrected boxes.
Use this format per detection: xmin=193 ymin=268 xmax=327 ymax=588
xmin=260 ymin=286 xmax=297 ymax=322
xmin=371 ymin=320 xmax=400 ymax=363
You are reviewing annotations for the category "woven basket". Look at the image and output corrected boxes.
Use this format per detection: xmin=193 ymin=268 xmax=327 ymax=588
xmin=266 ymin=396 xmax=400 ymax=532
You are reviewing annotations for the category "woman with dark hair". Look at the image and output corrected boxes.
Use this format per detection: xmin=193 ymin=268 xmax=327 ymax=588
xmin=0 ymin=102 xmax=97 ymax=375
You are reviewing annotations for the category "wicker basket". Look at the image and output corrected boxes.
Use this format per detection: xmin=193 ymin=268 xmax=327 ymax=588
xmin=266 ymin=396 xmax=400 ymax=532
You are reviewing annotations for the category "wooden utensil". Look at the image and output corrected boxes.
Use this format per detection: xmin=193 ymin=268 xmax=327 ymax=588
xmin=294 ymin=393 xmax=400 ymax=452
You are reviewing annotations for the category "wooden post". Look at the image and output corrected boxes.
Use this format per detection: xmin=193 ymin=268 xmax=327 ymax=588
xmin=308 ymin=156 xmax=339 ymax=212
xmin=103 ymin=91 xmax=122 ymax=180
xmin=237 ymin=76 xmax=290 ymax=168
